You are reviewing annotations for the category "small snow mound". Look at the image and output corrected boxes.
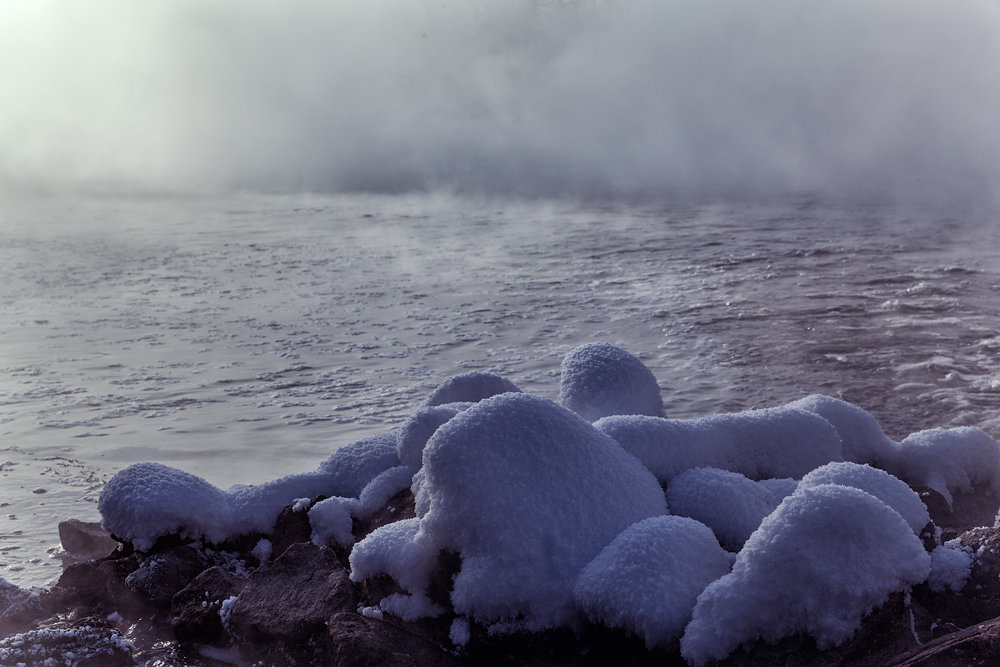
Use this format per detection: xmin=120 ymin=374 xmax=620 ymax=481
xmin=665 ymin=468 xmax=781 ymax=550
xmin=882 ymin=427 xmax=1000 ymax=505
xmin=573 ymin=515 xmax=731 ymax=648
xmin=758 ymin=477 xmax=799 ymax=500
xmin=798 ymin=461 xmax=930 ymax=534
xmin=596 ymin=407 xmax=843 ymax=484
xmin=309 ymin=497 xmax=356 ymax=548
xmin=450 ymin=618 xmax=472 ymax=647
xmin=418 ymin=392 xmax=668 ymax=630
xmin=397 ymin=405 xmax=468 ymax=467
xmin=379 ymin=591 xmax=445 ymax=621
xmin=98 ymin=462 xmax=232 ymax=551
xmin=349 ymin=518 xmax=439 ymax=594
xmin=680 ymin=484 xmax=931 ymax=665
xmin=559 ymin=342 xmax=664 ymax=421
xmin=426 ymin=371 xmax=521 ymax=407
xmin=787 ymin=394 xmax=895 ymax=465
xmin=317 ymin=430 xmax=402 ymax=497
xmin=927 ymin=544 xmax=973 ymax=593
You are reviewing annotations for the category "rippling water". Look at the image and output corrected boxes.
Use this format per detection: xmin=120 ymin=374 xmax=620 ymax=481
xmin=3 ymin=192 xmax=1000 ymax=586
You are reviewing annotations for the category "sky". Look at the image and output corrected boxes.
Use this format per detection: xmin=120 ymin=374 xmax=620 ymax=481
xmin=2 ymin=0 xmax=1000 ymax=207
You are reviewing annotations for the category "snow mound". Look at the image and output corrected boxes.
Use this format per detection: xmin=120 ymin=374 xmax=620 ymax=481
xmin=403 ymin=392 xmax=668 ymax=630
xmin=758 ymin=477 xmax=799 ymax=501
xmin=665 ymin=468 xmax=781 ymax=550
xmin=787 ymin=394 xmax=895 ymax=465
xmin=596 ymin=407 xmax=843 ymax=484
xmin=397 ymin=404 xmax=469 ymax=467
xmin=317 ymin=430 xmax=402 ymax=497
xmin=98 ymin=462 xmax=232 ymax=551
xmin=680 ymin=484 xmax=931 ymax=665
xmin=425 ymin=371 xmax=521 ymax=407
xmin=573 ymin=515 xmax=731 ymax=648
xmin=798 ymin=462 xmax=930 ymax=534
xmin=881 ymin=426 xmax=1000 ymax=505
xmin=559 ymin=342 xmax=664 ymax=421
xmin=927 ymin=544 xmax=973 ymax=593
xmin=349 ymin=518 xmax=439 ymax=595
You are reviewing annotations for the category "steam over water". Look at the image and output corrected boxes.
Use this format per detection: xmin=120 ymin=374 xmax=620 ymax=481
xmin=3 ymin=1 xmax=1000 ymax=587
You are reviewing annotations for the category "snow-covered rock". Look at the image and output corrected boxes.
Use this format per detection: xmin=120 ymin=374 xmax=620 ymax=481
xmin=665 ymin=468 xmax=781 ymax=550
xmin=787 ymin=394 xmax=895 ymax=465
xmin=798 ymin=461 xmax=930 ymax=534
xmin=559 ymin=342 xmax=664 ymax=421
xmin=596 ymin=406 xmax=843 ymax=484
xmin=680 ymin=484 xmax=931 ymax=665
xmin=881 ymin=426 xmax=1000 ymax=506
xmin=573 ymin=515 xmax=731 ymax=648
xmin=397 ymin=404 xmax=468 ymax=467
xmin=425 ymin=371 xmax=520 ymax=407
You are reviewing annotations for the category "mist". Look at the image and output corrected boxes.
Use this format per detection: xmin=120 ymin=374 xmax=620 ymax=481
xmin=3 ymin=0 xmax=1000 ymax=207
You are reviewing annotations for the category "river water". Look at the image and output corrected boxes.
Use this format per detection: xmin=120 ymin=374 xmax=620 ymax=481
xmin=3 ymin=192 xmax=1000 ymax=587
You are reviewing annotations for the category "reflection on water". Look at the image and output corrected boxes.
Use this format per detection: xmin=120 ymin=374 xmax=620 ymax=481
xmin=2 ymin=193 xmax=999 ymax=586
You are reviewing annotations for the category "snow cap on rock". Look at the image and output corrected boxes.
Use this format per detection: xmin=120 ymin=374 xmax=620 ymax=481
xmin=786 ymin=394 xmax=895 ymax=465
xmin=596 ymin=407 xmax=843 ymax=484
xmin=559 ymin=342 xmax=664 ymax=421
xmin=397 ymin=404 xmax=469 ymax=467
xmin=425 ymin=371 xmax=521 ymax=407
xmin=574 ymin=515 xmax=731 ymax=648
xmin=680 ymin=483 xmax=931 ymax=665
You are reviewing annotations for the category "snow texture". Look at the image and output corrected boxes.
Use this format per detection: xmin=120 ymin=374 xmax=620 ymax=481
xmin=397 ymin=404 xmax=469 ymax=467
xmin=425 ymin=371 xmax=521 ymax=407
xmin=680 ymin=484 xmax=931 ymax=665
xmin=559 ymin=342 xmax=664 ymax=421
xmin=787 ymin=394 xmax=895 ymax=465
xmin=757 ymin=477 xmax=799 ymax=501
xmin=881 ymin=426 xmax=1000 ymax=505
xmin=349 ymin=518 xmax=440 ymax=595
xmin=99 ymin=429 xmax=402 ymax=550
xmin=309 ymin=497 xmax=356 ymax=548
xmin=927 ymin=544 xmax=973 ymax=593
xmin=449 ymin=618 xmax=472 ymax=647
xmin=378 ymin=592 xmax=445 ymax=621
xmin=596 ymin=406 xmax=843 ymax=484
xmin=798 ymin=462 xmax=930 ymax=534
xmin=573 ymin=515 xmax=731 ymax=648
xmin=411 ymin=392 xmax=667 ymax=630
xmin=665 ymin=468 xmax=781 ymax=550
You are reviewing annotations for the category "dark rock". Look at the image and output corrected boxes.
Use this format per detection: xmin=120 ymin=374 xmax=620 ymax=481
xmin=170 ymin=566 xmax=243 ymax=644
xmin=915 ymin=485 xmax=1000 ymax=536
xmin=356 ymin=488 xmax=416 ymax=542
xmin=0 ymin=579 xmax=51 ymax=637
xmin=0 ymin=615 xmax=134 ymax=666
xmin=269 ymin=501 xmax=317 ymax=560
xmin=58 ymin=519 xmax=119 ymax=558
xmin=327 ymin=611 xmax=462 ymax=667
xmin=55 ymin=553 xmax=146 ymax=617
xmin=124 ymin=545 xmax=206 ymax=609
xmin=891 ymin=615 xmax=1000 ymax=666
xmin=229 ymin=542 xmax=356 ymax=647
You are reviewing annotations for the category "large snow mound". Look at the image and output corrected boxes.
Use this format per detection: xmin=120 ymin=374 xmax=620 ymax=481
xmin=412 ymin=392 xmax=668 ymax=630
xmin=680 ymin=484 xmax=931 ymax=665
xmin=798 ymin=462 xmax=930 ymax=534
xmin=573 ymin=515 xmax=731 ymax=648
xmin=425 ymin=371 xmax=521 ymax=407
xmin=596 ymin=407 xmax=843 ymax=484
xmin=559 ymin=342 xmax=664 ymax=421
xmin=786 ymin=394 xmax=895 ymax=465
xmin=665 ymin=467 xmax=781 ymax=550
xmin=881 ymin=426 xmax=1000 ymax=505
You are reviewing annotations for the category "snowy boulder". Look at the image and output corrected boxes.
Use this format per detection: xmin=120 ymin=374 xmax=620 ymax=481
xmin=353 ymin=392 xmax=668 ymax=631
xmin=397 ymin=404 xmax=469 ymax=467
xmin=881 ymin=427 xmax=1000 ymax=506
xmin=798 ymin=461 xmax=930 ymax=534
xmin=786 ymin=394 xmax=896 ymax=465
xmin=573 ymin=515 xmax=731 ymax=648
xmin=680 ymin=484 xmax=931 ymax=665
xmin=559 ymin=342 xmax=664 ymax=421
xmin=317 ymin=430 xmax=402 ymax=498
xmin=425 ymin=371 xmax=520 ymax=407
xmin=98 ymin=462 xmax=233 ymax=551
xmin=665 ymin=468 xmax=781 ymax=550
xmin=595 ymin=406 xmax=843 ymax=484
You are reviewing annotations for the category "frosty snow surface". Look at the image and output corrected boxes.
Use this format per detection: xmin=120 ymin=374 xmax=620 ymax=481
xmin=98 ymin=342 xmax=1000 ymax=663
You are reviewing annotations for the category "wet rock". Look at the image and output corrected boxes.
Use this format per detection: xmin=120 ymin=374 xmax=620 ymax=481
xmin=170 ymin=566 xmax=243 ymax=644
xmin=892 ymin=615 xmax=1000 ymax=666
xmin=58 ymin=519 xmax=119 ymax=559
xmin=55 ymin=553 xmax=146 ymax=617
xmin=229 ymin=542 xmax=356 ymax=646
xmin=0 ymin=579 xmax=51 ymax=637
xmin=356 ymin=488 xmax=416 ymax=543
xmin=269 ymin=501 xmax=316 ymax=560
xmin=124 ymin=545 xmax=206 ymax=609
xmin=0 ymin=615 xmax=134 ymax=666
xmin=915 ymin=485 xmax=1000 ymax=539
xmin=327 ymin=612 xmax=462 ymax=667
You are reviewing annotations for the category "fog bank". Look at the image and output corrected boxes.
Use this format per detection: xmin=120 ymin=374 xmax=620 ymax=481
xmin=3 ymin=0 xmax=1000 ymax=206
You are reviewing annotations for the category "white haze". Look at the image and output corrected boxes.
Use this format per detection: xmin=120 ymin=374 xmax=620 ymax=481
xmin=2 ymin=0 xmax=1000 ymax=207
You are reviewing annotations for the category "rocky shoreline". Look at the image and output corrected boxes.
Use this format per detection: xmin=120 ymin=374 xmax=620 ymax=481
xmin=2 ymin=483 xmax=1000 ymax=666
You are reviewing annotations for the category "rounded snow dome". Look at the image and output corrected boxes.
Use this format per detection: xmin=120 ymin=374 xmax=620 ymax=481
xmin=559 ymin=342 xmax=664 ymax=422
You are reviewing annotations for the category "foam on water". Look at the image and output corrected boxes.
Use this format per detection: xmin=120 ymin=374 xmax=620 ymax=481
xmin=2 ymin=192 xmax=1000 ymax=586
